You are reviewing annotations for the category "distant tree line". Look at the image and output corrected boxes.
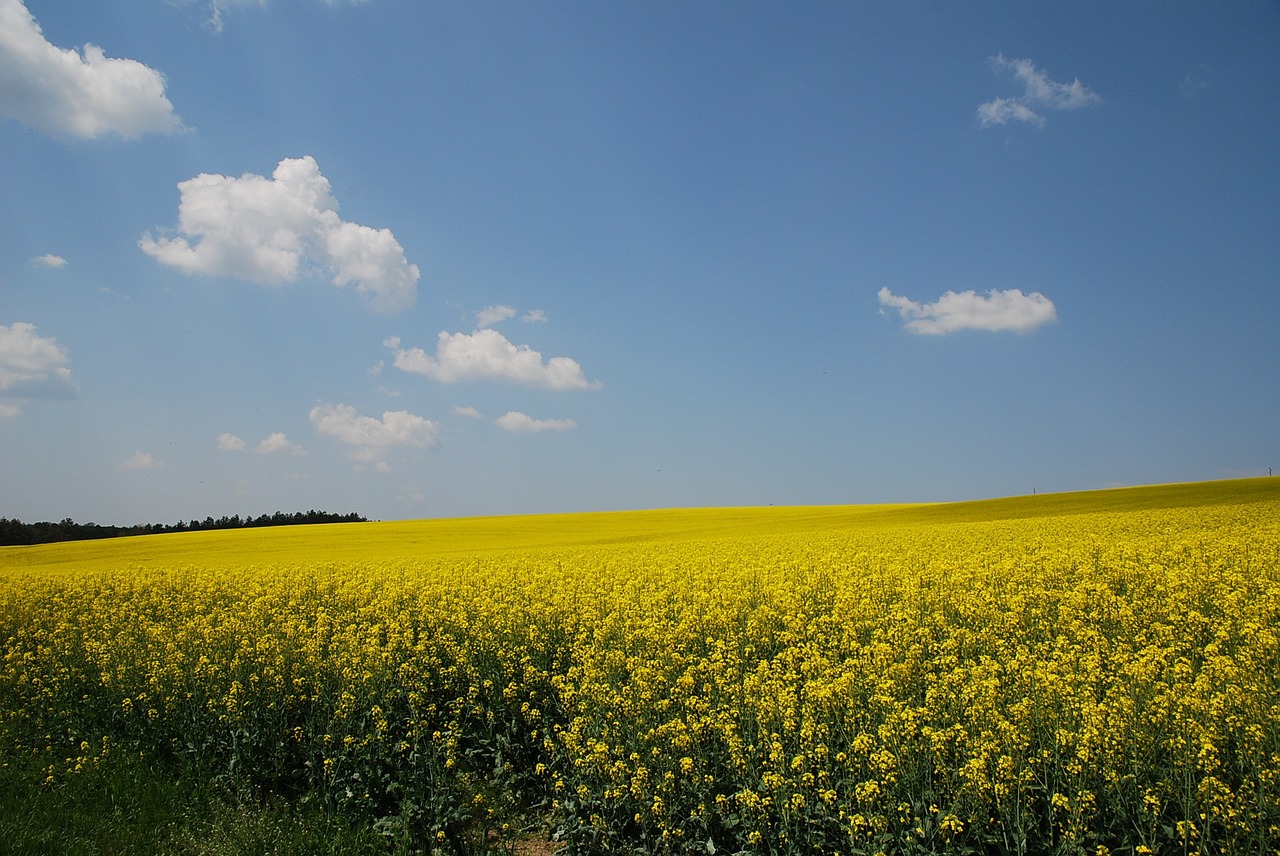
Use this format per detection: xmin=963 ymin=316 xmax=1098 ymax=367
xmin=0 ymin=510 xmax=368 ymax=547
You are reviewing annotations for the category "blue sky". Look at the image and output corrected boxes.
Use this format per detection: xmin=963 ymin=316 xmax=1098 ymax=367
xmin=2 ymin=0 xmax=1277 ymax=525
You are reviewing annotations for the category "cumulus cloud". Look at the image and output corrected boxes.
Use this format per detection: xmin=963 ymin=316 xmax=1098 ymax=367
xmin=979 ymin=54 xmax=1100 ymax=128
xmin=496 ymin=411 xmax=577 ymax=434
xmin=386 ymin=329 xmax=599 ymax=390
xmin=120 ymin=451 xmax=164 ymax=470
xmin=31 ymin=253 xmax=67 ymax=268
xmin=878 ymin=287 xmax=1057 ymax=335
xmin=256 ymin=431 xmax=305 ymax=455
xmin=139 ymin=156 xmax=419 ymax=312
xmin=475 ymin=305 xmax=516 ymax=329
xmin=310 ymin=402 xmax=438 ymax=463
xmin=0 ymin=321 xmax=74 ymax=396
xmin=220 ymin=430 xmax=305 ymax=454
xmin=0 ymin=0 xmax=182 ymax=139
xmin=216 ymin=432 xmax=246 ymax=451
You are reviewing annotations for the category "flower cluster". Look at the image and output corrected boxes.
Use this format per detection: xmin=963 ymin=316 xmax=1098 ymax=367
xmin=2 ymin=493 xmax=1278 ymax=853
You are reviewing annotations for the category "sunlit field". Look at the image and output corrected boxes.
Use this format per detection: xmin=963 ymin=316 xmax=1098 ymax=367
xmin=3 ymin=478 xmax=1279 ymax=854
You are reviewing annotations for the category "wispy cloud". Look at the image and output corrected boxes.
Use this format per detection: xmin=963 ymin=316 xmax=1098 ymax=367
xmin=476 ymin=305 xmax=549 ymax=328
xmin=140 ymin=156 xmax=419 ymax=313
xmin=1180 ymin=68 xmax=1209 ymax=98
xmin=0 ymin=0 xmax=182 ymax=139
xmin=310 ymin=402 xmax=438 ymax=464
xmin=385 ymin=330 xmax=599 ymax=390
xmin=188 ymin=0 xmax=368 ymax=34
xmin=119 ymin=451 xmax=164 ymax=470
xmin=453 ymin=405 xmax=485 ymax=419
xmin=978 ymin=54 xmax=1100 ymax=128
xmin=30 ymin=253 xmax=67 ymax=268
xmin=878 ymin=287 xmax=1057 ymax=335
xmin=495 ymin=411 xmax=577 ymax=434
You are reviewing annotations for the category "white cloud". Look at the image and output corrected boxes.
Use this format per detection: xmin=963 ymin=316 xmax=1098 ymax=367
xmin=0 ymin=321 xmax=74 ymax=395
xmin=979 ymin=54 xmax=1100 ymax=128
xmin=120 ymin=451 xmax=164 ymax=470
xmin=256 ymin=431 xmax=305 ymax=455
xmin=216 ymin=432 xmax=246 ymax=451
xmin=496 ymin=411 xmax=577 ymax=433
xmin=453 ymin=405 xmax=484 ymax=419
xmin=198 ymin=0 xmax=266 ymax=33
xmin=0 ymin=0 xmax=182 ymax=139
xmin=310 ymin=402 xmax=438 ymax=463
xmin=522 ymin=309 xmax=548 ymax=324
xmin=193 ymin=0 xmax=367 ymax=34
xmin=977 ymin=96 xmax=1045 ymax=128
xmin=139 ymin=156 xmax=419 ymax=312
xmin=31 ymin=253 xmax=67 ymax=268
xmin=386 ymin=329 xmax=599 ymax=390
xmin=1180 ymin=70 xmax=1209 ymax=99
xmin=475 ymin=305 xmax=516 ymax=329
xmin=0 ymin=403 xmax=21 ymax=419
xmin=878 ymin=287 xmax=1057 ymax=335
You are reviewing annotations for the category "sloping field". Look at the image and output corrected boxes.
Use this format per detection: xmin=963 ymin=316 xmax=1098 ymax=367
xmin=2 ymin=477 xmax=1279 ymax=854
xmin=4 ymin=477 xmax=1274 ymax=574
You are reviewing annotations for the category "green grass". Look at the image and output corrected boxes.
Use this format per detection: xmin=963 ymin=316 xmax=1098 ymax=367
xmin=0 ymin=749 xmax=398 ymax=856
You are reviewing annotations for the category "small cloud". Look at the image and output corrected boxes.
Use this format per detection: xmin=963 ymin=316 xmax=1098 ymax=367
xmin=216 ymin=432 xmax=246 ymax=451
xmin=30 ymin=254 xmax=67 ymax=268
xmin=397 ymin=486 xmax=427 ymax=503
xmin=979 ymin=54 xmax=1100 ymax=128
xmin=1180 ymin=69 xmax=1209 ymax=98
xmin=256 ymin=431 xmax=305 ymax=455
xmin=0 ymin=0 xmax=183 ymax=139
xmin=475 ymin=305 xmax=516 ymax=329
xmin=522 ymin=309 xmax=548 ymax=323
xmin=453 ymin=405 xmax=484 ymax=419
xmin=878 ymin=287 xmax=1057 ymax=335
xmin=120 ymin=451 xmax=164 ymax=470
xmin=387 ymin=329 xmax=599 ymax=390
xmin=0 ymin=402 xmax=22 ymax=418
xmin=140 ymin=156 xmax=419 ymax=312
xmin=496 ymin=411 xmax=577 ymax=434
xmin=977 ymin=96 xmax=1045 ymax=128
xmin=190 ymin=0 xmax=368 ymax=34
xmin=310 ymin=402 xmax=439 ymax=463
xmin=0 ymin=321 xmax=75 ymax=396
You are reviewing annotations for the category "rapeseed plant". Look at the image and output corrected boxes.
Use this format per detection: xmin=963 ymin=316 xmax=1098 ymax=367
xmin=1 ymin=479 xmax=1278 ymax=853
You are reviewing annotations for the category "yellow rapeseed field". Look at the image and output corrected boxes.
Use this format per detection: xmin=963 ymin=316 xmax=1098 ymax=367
xmin=2 ymin=478 xmax=1278 ymax=854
